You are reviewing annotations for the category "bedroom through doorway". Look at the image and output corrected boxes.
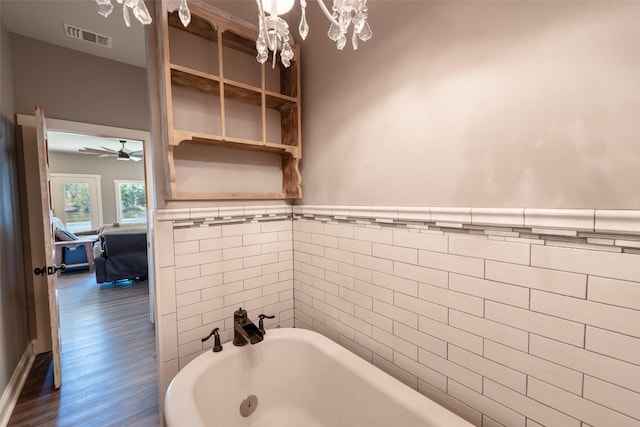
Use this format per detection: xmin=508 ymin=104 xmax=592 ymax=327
xmin=14 ymin=111 xmax=158 ymax=424
xmin=47 ymin=130 xmax=149 ymax=282
xmin=26 ymin=115 xmax=158 ymax=397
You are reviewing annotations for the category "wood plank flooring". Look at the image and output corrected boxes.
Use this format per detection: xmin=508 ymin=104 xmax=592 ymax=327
xmin=8 ymin=272 xmax=160 ymax=427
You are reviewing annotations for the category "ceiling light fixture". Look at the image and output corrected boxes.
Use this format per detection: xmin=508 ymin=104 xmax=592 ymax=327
xmin=79 ymin=140 xmax=143 ymax=161
xmin=95 ymin=0 xmax=372 ymax=68
xmin=95 ymin=0 xmax=152 ymax=27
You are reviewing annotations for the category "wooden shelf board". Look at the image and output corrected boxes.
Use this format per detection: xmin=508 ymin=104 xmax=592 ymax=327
xmin=171 ymin=71 xmax=296 ymax=111
xmin=223 ymin=79 xmax=298 ymax=111
xmin=223 ymin=79 xmax=261 ymax=107
xmin=172 ymin=130 xmax=299 ymax=156
xmin=265 ymin=90 xmax=297 ymax=103
xmin=170 ymin=70 xmax=297 ymax=116
xmin=263 ymin=141 xmax=299 ymax=156
xmin=171 ymin=67 xmax=220 ymax=94
xmin=171 ymin=64 xmax=219 ymax=82
xmin=265 ymin=90 xmax=298 ymax=111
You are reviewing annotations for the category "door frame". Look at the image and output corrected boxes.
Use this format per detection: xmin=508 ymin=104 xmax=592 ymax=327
xmin=16 ymin=114 xmax=157 ymax=352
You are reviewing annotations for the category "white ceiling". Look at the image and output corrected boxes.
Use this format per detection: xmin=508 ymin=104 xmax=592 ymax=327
xmin=48 ymin=131 xmax=143 ymax=155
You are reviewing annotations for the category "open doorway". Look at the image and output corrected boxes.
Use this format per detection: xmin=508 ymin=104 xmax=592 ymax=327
xmin=17 ymin=113 xmax=156 ymax=319
xmin=47 ymin=131 xmax=148 ymax=283
xmin=11 ymin=114 xmax=159 ymax=425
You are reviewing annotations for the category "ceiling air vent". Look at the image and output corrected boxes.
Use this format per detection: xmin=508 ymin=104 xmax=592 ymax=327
xmin=63 ymin=23 xmax=112 ymax=49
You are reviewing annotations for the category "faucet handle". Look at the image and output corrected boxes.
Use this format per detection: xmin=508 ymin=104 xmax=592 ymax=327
xmin=258 ymin=314 xmax=275 ymax=334
xmin=201 ymin=327 xmax=223 ymax=352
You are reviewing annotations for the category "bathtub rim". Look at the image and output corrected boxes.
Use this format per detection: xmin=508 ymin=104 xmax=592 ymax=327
xmin=164 ymin=327 xmax=473 ymax=427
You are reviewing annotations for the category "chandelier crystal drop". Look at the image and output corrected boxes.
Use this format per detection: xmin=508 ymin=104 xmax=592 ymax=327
xmin=95 ymin=0 xmax=372 ymax=67
xmin=298 ymin=0 xmax=309 ymax=40
xmin=327 ymin=0 xmax=371 ymax=51
xmin=256 ymin=0 xmax=297 ymax=68
xmin=95 ymin=0 xmax=151 ymax=26
xmin=178 ymin=0 xmax=191 ymax=27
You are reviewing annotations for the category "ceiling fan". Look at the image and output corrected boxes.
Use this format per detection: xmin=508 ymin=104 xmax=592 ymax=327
xmin=79 ymin=140 xmax=143 ymax=161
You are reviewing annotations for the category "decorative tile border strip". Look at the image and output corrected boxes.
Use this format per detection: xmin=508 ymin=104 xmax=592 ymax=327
xmin=295 ymin=206 xmax=640 ymax=231
xmin=524 ymin=208 xmax=594 ymax=230
xmin=595 ymin=210 xmax=640 ymax=234
xmin=155 ymin=205 xmax=640 ymax=251
xmin=292 ymin=206 xmax=640 ymax=254
xmin=156 ymin=205 xmax=293 ymax=226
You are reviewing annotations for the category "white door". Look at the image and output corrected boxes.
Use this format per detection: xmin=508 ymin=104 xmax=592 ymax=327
xmin=34 ymin=106 xmax=63 ymax=389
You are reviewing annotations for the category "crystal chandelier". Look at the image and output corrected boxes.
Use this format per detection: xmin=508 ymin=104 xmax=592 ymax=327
xmin=95 ymin=0 xmax=152 ymax=27
xmin=95 ymin=0 xmax=372 ymax=67
xmin=254 ymin=0 xmax=372 ymax=68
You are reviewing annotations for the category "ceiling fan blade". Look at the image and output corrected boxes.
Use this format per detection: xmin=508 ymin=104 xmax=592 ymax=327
xmin=79 ymin=143 xmax=141 ymax=161
xmin=79 ymin=147 xmax=102 ymax=153
xmin=79 ymin=147 xmax=114 ymax=156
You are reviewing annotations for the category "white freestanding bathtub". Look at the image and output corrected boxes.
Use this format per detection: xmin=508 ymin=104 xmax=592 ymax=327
xmin=165 ymin=328 xmax=473 ymax=427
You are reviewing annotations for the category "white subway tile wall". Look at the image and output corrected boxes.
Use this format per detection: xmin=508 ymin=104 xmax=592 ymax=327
xmin=154 ymin=206 xmax=640 ymax=427
xmin=292 ymin=214 xmax=640 ymax=427
xmin=155 ymin=210 xmax=295 ymax=400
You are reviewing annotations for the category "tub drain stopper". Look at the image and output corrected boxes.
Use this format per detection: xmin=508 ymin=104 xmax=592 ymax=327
xmin=240 ymin=394 xmax=258 ymax=417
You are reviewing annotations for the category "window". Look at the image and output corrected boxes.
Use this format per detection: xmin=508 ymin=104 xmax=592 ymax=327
xmin=50 ymin=174 xmax=103 ymax=233
xmin=115 ymin=180 xmax=146 ymax=223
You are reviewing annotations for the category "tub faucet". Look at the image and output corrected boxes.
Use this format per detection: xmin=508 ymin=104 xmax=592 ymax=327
xmin=201 ymin=327 xmax=223 ymax=352
xmin=233 ymin=307 xmax=264 ymax=346
xmin=258 ymin=314 xmax=275 ymax=335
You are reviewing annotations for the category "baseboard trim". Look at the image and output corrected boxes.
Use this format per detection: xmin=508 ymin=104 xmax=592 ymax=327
xmin=0 ymin=342 xmax=35 ymax=427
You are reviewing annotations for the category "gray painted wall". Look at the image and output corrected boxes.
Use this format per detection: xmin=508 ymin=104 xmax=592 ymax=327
xmin=299 ymin=1 xmax=640 ymax=209
xmin=11 ymin=34 xmax=149 ymax=131
xmin=6 ymin=31 xmax=150 ymax=370
xmin=0 ymin=11 xmax=30 ymax=405
xmin=48 ymin=151 xmax=145 ymax=226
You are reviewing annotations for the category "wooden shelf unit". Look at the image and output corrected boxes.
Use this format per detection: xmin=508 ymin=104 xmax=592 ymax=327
xmin=156 ymin=2 xmax=302 ymax=200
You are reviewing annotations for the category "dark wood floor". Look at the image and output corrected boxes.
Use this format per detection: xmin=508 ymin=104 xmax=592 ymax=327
xmin=8 ymin=272 xmax=160 ymax=427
